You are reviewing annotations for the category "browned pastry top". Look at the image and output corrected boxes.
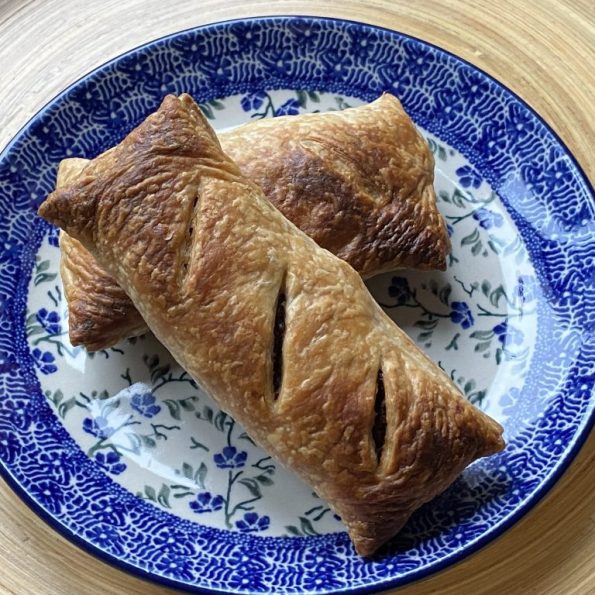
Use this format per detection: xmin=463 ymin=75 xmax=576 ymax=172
xmin=39 ymin=94 xmax=503 ymax=556
xmin=222 ymin=94 xmax=449 ymax=277
xmin=56 ymin=94 xmax=448 ymax=351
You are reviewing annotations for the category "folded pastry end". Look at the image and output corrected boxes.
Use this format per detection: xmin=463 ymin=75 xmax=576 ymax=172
xmin=39 ymin=94 xmax=504 ymax=557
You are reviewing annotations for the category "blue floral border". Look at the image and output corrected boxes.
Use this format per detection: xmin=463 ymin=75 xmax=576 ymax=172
xmin=0 ymin=16 xmax=593 ymax=594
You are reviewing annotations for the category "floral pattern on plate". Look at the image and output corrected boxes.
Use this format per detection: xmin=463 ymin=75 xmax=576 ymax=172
xmin=0 ymin=16 xmax=593 ymax=595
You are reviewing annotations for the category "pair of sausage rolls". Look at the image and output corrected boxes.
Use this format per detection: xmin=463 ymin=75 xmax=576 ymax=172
xmin=58 ymin=93 xmax=449 ymax=351
xmin=39 ymin=94 xmax=504 ymax=556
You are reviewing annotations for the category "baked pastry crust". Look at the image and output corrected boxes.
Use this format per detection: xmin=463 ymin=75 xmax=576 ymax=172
xmin=57 ymin=94 xmax=449 ymax=350
xmin=39 ymin=94 xmax=504 ymax=556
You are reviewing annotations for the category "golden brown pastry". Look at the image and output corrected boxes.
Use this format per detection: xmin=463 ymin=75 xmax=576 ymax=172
xmin=56 ymin=160 xmax=148 ymax=351
xmin=39 ymin=94 xmax=503 ymax=556
xmin=57 ymin=93 xmax=449 ymax=350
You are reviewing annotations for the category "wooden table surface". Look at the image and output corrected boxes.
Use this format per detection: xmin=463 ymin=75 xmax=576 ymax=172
xmin=0 ymin=1 xmax=593 ymax=593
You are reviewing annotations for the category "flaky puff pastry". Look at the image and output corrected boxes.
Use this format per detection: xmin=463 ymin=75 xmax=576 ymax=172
xmin=58 ymin=93 xmax=449 ymax=351
xmin=39 ymin=94 xmax=504 ymax=556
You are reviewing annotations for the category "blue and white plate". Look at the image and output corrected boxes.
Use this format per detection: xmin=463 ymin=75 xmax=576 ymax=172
xmin=0 ymin=16 xmax=593 ymax=594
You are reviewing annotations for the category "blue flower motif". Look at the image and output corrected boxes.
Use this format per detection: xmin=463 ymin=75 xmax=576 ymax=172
xmin=95 ymin=451 xmax=127 ymax=475
xmin=288 ymin=20 xmax=322 ymax=47
xmin=155 ymin=553 xmax=194 ymax=581
xmin=459 ymin=68 xmax=490 ymax=102
xmin=321 ymin=52 xmax=354 ymax=79
xmin=477 ymin=122 xmax=507 ymax=157
xmin=544 ymin=158 xmax=573 ymax=189
xmin=493 ymin=321 xmax=524 ymax=346
xmin=83 ymin=416 xmax=115 ymax=439
xmin=31 ymin=348 xmax=57 ymax=374
xmin=0 ymin=350 xmax=18 ymax=375
xmin=388 ymin=276 xmax=411 ymax=306
xmin=213 ymin=445 xmax=247 ymax=469
xmin=404 ymin=42 xmax=435 ymax=76
xmin=89 ymin=497 xmax=128 ymax=526
xmin=542 ymin=427 xmax=574 ymax=456
xmin=240 ymin=91 xmax=267 ymax=112
xmin=261 ymin=49 xmax=294 ymax=76
xmin=153 ymin=526 xmax=199 ymax=555
xmin=226 ymin=570 xmax=267 ymax=590
xmin=189 ymin=491 xmax=225 ymax=513
xmin=235 ymin=511 xmax=270 ymax=533
xmin=230 ymin=22 xmax=264 ymax=48
xmin=446 ymin=224 xmax=455 ymax=238
xmin=456 ymin=165 xmax=482 ymax=189
xmin=2 ymin=398 xmax=31 ymax=430
xmin=130 ymin=391 xmax=161 ymax=418
xmin=348 ymin=27 xmax=378 ymax=60
xmin=36 ymin=308 xmax=61 ymax=335
xmin=434 ymin=89 xmax=464 ymax=123
xmin=302 ymin=572 xmax=344 ymax=590
xmin=275 ymin=98 xmax=300 ymax=116
xmin=301 ymin=548 xmax=344 ymax=572
xmin=30 ymin=480 xmax=64 ymax=514
xmin=227 ymin=548 xmax=268 ymax=570
xmin=48 ymin=225 xmax=60 ymax=247
xmin=85 ymin=524 xmax=123 ymax=554
xmin=38 ymin=451 xmax=76 ymax=484
xmin=450 ymin=301 xmax=474 ymax=329
xmin=472 ymin=208 xmax=504 ymax=230
xmin=189 ymin=492 xmax=225 ymax=513
xmin=0 ymin=231 xmax=20 ymax=262
xmin=505 ymin=103 xmax=534 ymax=144
xmin=516 ymin=275 xmax=539 ymax=303
xmin=0 ymin=430 xmax=19 ymax=464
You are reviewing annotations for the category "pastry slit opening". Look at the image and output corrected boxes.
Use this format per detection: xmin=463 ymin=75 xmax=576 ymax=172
xmin=372 ymin=369 xmax=387 ymax=463
xmin=181 ymin=193 xmax=200 ymax=276
xmin=272 ymin=287 xmax=286 ymax=401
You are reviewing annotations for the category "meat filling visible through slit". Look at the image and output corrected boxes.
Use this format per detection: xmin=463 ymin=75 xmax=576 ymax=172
xmin=272 ymin=291 xmax=286 ymax=400
xmin=372 ymin=369 xmax=387 ymax=462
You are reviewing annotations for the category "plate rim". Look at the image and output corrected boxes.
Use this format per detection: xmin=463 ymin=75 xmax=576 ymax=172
xmin=0 ymin=14 xmax=593 ymax=595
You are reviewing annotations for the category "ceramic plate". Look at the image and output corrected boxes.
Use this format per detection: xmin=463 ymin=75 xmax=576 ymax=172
xmin=0 ymin=16 xmax=593 ymax=594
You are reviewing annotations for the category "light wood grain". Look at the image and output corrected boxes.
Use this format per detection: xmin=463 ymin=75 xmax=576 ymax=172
xmin=0 ymin=1 xmax=593 ymax=594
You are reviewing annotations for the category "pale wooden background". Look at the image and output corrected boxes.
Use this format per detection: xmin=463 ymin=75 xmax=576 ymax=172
xmin=0 ymin=1 xmax=593 ymax=594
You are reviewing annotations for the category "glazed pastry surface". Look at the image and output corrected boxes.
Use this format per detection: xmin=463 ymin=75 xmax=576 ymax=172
xmin=57 ymin=94 xmax=449 ymax=350
xmin=39 ymin=94 xmax=503 ymax=556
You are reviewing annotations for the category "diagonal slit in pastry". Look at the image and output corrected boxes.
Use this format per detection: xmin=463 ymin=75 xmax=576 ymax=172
xmin=38 ymin=94 xmax=504 ymax=557
xmin=372 ymin=369 xmax=387 ymax=465
xmin=55 ymin=92 xmax=450 ymax=351
xmin=271 ymin=282 xmax=286 ymax=403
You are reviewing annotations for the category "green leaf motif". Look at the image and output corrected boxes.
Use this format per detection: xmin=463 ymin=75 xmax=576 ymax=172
xmin=179 ymin=397 xmax=196 ymax=412
xmin=157 ymin=484 xmax=171 ymax=508
xmin=36 ymin=260 xmax=50 ymax=273
xmin=182 ymin=462 xmax=193 ymax=480
xmin=474 ymin=341 xmax=492 ymax=353
xmin=470 ymin=330 xmax=494 ymax=340
xmin=296 ymin=90 xmax=308 ymax=107
xmin=58 ymin=396 xmax=78 ymax=419
xmin=238 ymin=477 xmax=262 ymax=499
xmin=255 ymin=474 xmax=274 ymax=486
xmin=195 ymin=462 xmax=208 ymax=488
xmin=141 ymin=435 xmax=156 ymax=449
xmin=461 ymin=229 xmax=480 ymax=246
xmin=214 ymin=411 xmax=228 ymax=432
xmin=489 ymin=286 xmax=506 ymax=308
xmin=208 ymin=99 xmax=225 ymax=110
xmin=299 ymin=516 xmax=321 ymax=536
xmin=164 ymin=399 xmax=181 ymax=421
